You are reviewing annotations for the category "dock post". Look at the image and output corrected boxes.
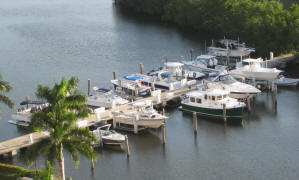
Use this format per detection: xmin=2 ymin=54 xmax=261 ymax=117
xmin=193 ymin=112 xmax=198 ymax=134
xmin=113 ymin=72 xmax=116 ymax=80
xmin=134 ymin=115 xmax=138 ymax=134
xmin=247 ymin=97 xmax=251 ymax=112
xmin=139 ymin=63 xmax=143 ymax=74
xmin=223 ymin=104 xmax=227 ymax=123
xmin=272 ymin=84 xmax=277 ymax=113
xmin=112 ymin=114 xmax=116 ymax=128
xmin=190 ymin=48 xmax=193 ymax=61
xmin=162 ymin=108 xmax=165 ymax=116
xmin=88 ymin=79 xmax=91 ymax=96
xmin=90 ymin=158 xmax=94 ymax=171
xmin=9 ymin=150 xmax=17 ymax=157
xmin=125 ymin=135 xmax=130 ymax=157
xmin=161 ymin=124 xmax=166 ymax=145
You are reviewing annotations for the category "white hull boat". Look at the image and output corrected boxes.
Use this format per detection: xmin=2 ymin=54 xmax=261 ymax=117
xmin=229 ymin=58 xmax=282 ymax=80
xmin=274 ymin=76 xmax=299 ymax=86
xmin=92 ymin=124 xmax=125 ymax=146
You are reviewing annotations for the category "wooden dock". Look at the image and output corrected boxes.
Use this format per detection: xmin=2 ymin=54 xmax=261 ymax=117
xmin=0 ymin=85 xmax=196 ymax=156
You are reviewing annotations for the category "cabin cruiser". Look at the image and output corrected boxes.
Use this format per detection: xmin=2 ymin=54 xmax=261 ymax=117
xmin=112 ymin=100 xmax=167 ymax=128
xmin=148 ymin=61 xmax=205 ymax=79
xmin=91 ymin=124 xmax=125 ymax=146
xmin=219 ymin=39 xmax=255 ymax=54
xmin=205 ymin=72 xmax=261 ymax=99
xmin=229 ymin=58 xmax=282 ymax=80
xmin=182 ymin=55 xmax=226 ymax=73
xmin=181 ymin=89 xmax=245 ymax=119
xmin=8 ymin=100 xmax=48 ymax=127
xmin=111 ymin=76 xmax=152 ymax=97
xmin=87 ymin=87 xmax=129 ymax=109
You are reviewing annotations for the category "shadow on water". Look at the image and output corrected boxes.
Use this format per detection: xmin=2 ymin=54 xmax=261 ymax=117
xmin=111 ymin=3 xmax=216 ymax=47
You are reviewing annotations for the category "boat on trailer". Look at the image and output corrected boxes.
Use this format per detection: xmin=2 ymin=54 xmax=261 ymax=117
xmin=181 ymin=89 xmax=245 ymax=119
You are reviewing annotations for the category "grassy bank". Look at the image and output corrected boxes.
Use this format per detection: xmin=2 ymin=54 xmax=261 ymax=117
xmin=118 ymin=0 xmax=299 ymax=56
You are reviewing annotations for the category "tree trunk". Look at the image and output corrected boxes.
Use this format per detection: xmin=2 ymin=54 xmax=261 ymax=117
xmin=57 ymin=144 xmax=65 ymax=180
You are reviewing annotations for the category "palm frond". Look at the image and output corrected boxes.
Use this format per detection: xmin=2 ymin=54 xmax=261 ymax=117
xmin=0 ymin=80 xmax=12 ymax=92
xmin=0 ymin=94 xmax=14 ymax=109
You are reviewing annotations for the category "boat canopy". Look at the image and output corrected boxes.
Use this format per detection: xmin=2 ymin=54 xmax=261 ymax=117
xmin=155 ymin=72 xmax=171 ymax=78
xmin=164 ymin=62 xmax=184 ymax=68
xmin=196 ymin=55 xmax=216 ymax=60
xmin=20 ymin=100 xmax=46 ymax=105
xmin=123 ymin=75 xmax=143 ymax=81
xmin=243 ymin=58 xmax=263 ymax=63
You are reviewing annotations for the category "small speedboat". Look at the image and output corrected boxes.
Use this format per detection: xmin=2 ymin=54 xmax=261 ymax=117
xmin=182 ymin=55 xmax=226 ymax=73
xmin=92 ymin=124 xmax=125 ymax=146
xmin=274 ymin=75 xmax=299 ymax=86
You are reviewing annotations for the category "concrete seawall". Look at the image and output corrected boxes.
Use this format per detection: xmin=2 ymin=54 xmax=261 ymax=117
xmin=264 ymin=53 xmax=299 ymax=68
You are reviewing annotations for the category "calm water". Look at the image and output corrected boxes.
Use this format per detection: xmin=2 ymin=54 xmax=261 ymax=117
xmin=1 ymin=0 xmax=299 ymax=179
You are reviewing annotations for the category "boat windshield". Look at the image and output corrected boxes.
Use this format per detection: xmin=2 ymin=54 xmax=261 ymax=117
xmin=215 ymin=75 xmax=236 ymax=84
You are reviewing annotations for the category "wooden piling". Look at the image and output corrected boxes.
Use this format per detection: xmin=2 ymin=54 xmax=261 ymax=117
xmin=133 ymin=115 xmax=138 ymax=134
xmin=193 ymin=112 xmax=198 ymax=133
xmin=88 ymin=79 xmax=91 ymax=96
xmin=90 ymin=158 xmax=94 ymax=171
xmin=162 ymin=108 xmax=165 ymax=116
xmin=112 ymin=114 xmax=116 ymax=128
xmin=223 ymin=104 xmax=227 ymax=123
xmin=113 ymin=72 xmax=116 ymax=80
xmin=161 ymin=124 xmax=166 ymax=144
xmin=125 ymin=135 xmax=130 ymax=157
xmin=139 ymin=63 xmax=143 ymax=74
xmin=190 ymin=48 xmax=193 ymax=61
xmin=272 ymin=84 xmax=277 ymax=113
xmin=247 ymin=97 xmax=251 ymax=112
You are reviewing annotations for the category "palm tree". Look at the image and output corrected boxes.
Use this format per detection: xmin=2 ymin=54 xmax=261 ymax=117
xmin=25 ymin=76 xmax=97 ymax=180
xmin=0 ymin=74 xmax=14 ymax=111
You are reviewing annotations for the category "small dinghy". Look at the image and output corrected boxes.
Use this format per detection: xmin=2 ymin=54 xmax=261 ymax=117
xmin=274 ymin=75 xmax=299 ymax=86
xmin=92 ymin=124 xmax=125 ymax=146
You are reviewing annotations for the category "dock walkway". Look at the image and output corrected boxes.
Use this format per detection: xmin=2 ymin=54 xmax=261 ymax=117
xmin=0 ymin=85 xmax=196 ymax=156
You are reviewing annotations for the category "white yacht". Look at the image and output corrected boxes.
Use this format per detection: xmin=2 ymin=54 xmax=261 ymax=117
xmin=87 ymin=87 xmax=129 ymax=109
xmin=182 ymin=55 xmax=226 ymax=73
xmin=8 ymin=100 xmax=48 ymax=127
xmin=181 ymin=89 xmax=245 ymax=119
xmin=113 ymin=100 xmax=167 ymax=128
xmin=148 ymin=61 xmax=205 ymax=79
xmin=92 ymin=124 xmax=125 ymax=146
xmin=229 ymin=58 xmax=282 ymax=80
xmin=205 ymin=72 xmax=261 ymax=99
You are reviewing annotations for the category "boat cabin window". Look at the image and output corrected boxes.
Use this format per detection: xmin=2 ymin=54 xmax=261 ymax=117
xmin=190 ymin=97 xmax=195 ymax=103
xmin=204 ymin=95 xmax=207 ymax=100
xmin=217 ymin=96 xmax=222 ymax=100
xmin=212 ymin=96 xmax=215 ymax=101
xmin=196 ymin=98 xmax=201 ymax=104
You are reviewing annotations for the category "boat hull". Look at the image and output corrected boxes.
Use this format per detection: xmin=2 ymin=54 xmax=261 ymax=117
xmin=230 ymin=70 xmax=280 ymax=80
xmin=181 ymin=103 xmax=244 ymax=118
xmin=114 ymin=116 xmax=165 ymax=128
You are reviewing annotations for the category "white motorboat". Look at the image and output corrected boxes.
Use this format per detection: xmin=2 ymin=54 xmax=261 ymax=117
xmin=205 ymin=72 xmax=261 ymax=99
xmin=274 ymin=75 xmax=299 ymax=86
xmin=181 ymin=89 xmax=246 ymax=119
xmin=113 ymin=100 xmax=167 ymax=128
xmin=229 ymin=58 xmax=282 ymax=80
xmin=87 ymin=87 xmax=129 ymax=108
xmin=8 ymin=100 xmax=48 ymax=127
xmin=92 ymin=124 xmax=125 ymax=146
xmin=219 ymin=39 xmax=255 ymax=54
xmin=148 ymin=61 xmax=205 ymax=79
xmin=182 ymin=55 xmax=226 ymax=74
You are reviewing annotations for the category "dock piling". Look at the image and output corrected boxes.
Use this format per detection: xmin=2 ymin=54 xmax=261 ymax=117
xmin=90 ymin=158 xmax=94 ymax=171
xmin=272 ymin=84 xmax=277 ymax=113
xmin=193 ymin=112 xmax=198 ymax=133
xmin=88 ymin=79 xmax=91 ymax=96
xmin=190 ymin=48 xmax=193 ymax=61
xmin=161 ymin=124 xmax=166 ymax=145
xmin=125 ymin=135 xmax=130 ymax=157
xmin=112 ymin=114 xmax=116 ymax=129
xmin=223 ymin=104 xmax=227 ymax=123
xmin=139 ymin=63 xmax=143 ymax=74
xmin=133 ymin=115 xmax=138 ymax=134
xmin=113 ymin=72 xmax=116 ymax=80
xmin=247 ymin=97 xmax=251 ymax=112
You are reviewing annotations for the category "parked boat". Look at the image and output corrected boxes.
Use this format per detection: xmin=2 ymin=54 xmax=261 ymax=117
xmin=219 ymin=39 xmax=255 ymax=54
xmin=206 ymin=72 xmax=261 ymax=99
xmin=111 ymin=76 xmax=152 ymax=97
xmin=181 ymin=89 xmax=245 ymax=118
xmin=8 ymin=100 xmax=48 ymax=127
xmin=91 ymin=124 xmax=125 ymax=146
xmin=229 ymin=58 xmax=282 ymax=80
xmin=148 ymin=61 xmax=205 ymax=79
xmin=87 ymin=87 xmax=129 ymax=109
xmin=113 ymin=100 xmax=167 ymax=128
xmin=182 ymin=55 xmax=226 ymax=74
xmin=274 ymin=75 xmax=299 ymax=86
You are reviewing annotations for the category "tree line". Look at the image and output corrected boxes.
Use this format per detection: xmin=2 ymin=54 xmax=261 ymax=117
xmin=119 ymin=0 xmax=299 ymax=56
